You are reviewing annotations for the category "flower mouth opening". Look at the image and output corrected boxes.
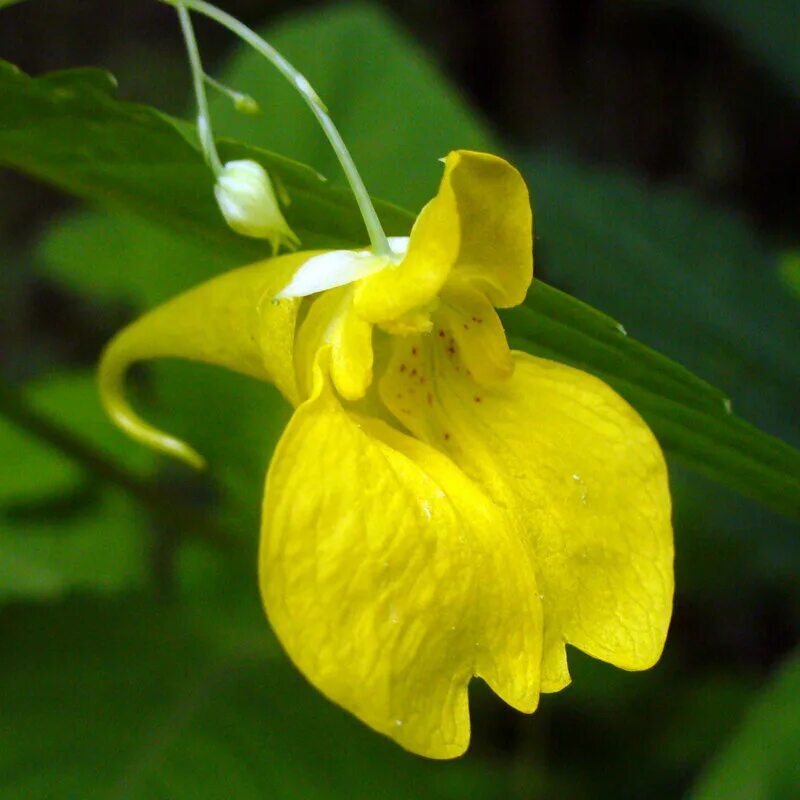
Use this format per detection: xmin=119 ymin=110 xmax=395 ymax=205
xmin=275 ymin=236 xmax=411 ymax=300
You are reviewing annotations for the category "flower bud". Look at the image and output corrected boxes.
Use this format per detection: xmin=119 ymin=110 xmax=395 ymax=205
xmin=233 ymin=94 xmax=261 ymax=116
xmin=214 ymin=159 xmax=300 ymax=253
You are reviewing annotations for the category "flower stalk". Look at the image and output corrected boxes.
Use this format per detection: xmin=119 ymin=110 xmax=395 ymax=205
xmin=167 ymin=0 xmax=394 ymax=258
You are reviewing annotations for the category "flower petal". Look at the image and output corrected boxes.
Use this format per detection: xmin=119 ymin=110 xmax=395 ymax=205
xmin=353 ymin=151 xmax=532 ymax=327
xmin=353 ymin=193 xmax=459 ymax=325
xmin=381 ymin=342 xmax=673 ymax=691
xmin=260 ymin=349 xmax=543 ymax=758
xmin=98 ymin=253 xmax=309 ymax=467
xmin=293 ymin=287 xmax=374 ymax=401
xmin=445 ymin=150 xmax=533 ymax=307
xmin=438 ymin=278 xmax=514 ymax=384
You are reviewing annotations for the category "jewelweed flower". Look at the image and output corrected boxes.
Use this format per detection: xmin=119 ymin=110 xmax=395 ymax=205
xmin=99 ymin=150 xmax=673 ymax=758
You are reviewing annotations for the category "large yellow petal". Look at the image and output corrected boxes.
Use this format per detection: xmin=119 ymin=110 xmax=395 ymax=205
xmin=381 ymin=338 xmax=673 ymax=692
xmin=260 ymin=349 xmax=543 ymax=758
xmin=98 ymin=252 xmax=312 ymax=467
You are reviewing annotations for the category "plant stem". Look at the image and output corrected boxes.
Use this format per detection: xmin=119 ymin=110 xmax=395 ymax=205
xmin=177 ymin=1 xmax=223 ymax=175
xmin=0 ymin=377 xmax=237 ymax=552
xmin=162 ymin=0 xmax=394 ymax=258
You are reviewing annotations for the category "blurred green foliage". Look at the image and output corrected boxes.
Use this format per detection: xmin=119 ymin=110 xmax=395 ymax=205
xmin=0 ymin=1 xmax=798 ymax=798
xmin=690 ymin=649 xmax=800 ymax=799
xmin=1 ymin=597 xmax=504 ymax=799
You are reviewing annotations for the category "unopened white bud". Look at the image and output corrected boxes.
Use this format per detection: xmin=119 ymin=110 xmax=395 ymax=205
xmin=214 ymin=159 xmax=300 ymax=254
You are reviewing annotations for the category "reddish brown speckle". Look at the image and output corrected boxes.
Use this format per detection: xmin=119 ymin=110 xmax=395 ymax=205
xmin=411 ymin=347 xmax=417 ymax=356
xmin=438 ymin=329 xmax=446 ymax=338
xmin=427 ymin=392 xmax=433 ymax=405
xmin=410 ymin=368 xmax=417 ymax=377
xmin=447 ymin=345 xmax=456 ymax=355
xmin=463 ymin=323 xmax=470 ymax=330
xmin=443 ymin=432 xmax=451 ymax=441
xmin=474 ymin=396 xmax=482 ymax=403
xmin=399 ymin=364 xmax=406 ymax=372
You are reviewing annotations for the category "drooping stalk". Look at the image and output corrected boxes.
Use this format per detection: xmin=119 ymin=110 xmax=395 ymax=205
xmin=164 ymin=0 xmax=394 ymax=258
xmin=203 ymin=74 xmax=260 ymax=115
xmin=176 ymin=1 xmax=223 ymax=175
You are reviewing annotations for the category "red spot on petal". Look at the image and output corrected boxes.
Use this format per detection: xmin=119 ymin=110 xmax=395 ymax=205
xmin=438 ymin=329 xmax=446 ymax=338
xmin=474 ymin=396 xmax=481 ymax=403
xmin=411 ymin=347 xmax=417 ymax=356
xmin=443 ymin=432 xmax=450 ymax=441
xmin=399 ymin=364 xmax=406 ymax=372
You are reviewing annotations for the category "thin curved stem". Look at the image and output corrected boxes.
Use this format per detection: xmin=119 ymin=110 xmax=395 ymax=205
xmin=177 ymin=1 xmax=223 ymax=175
xmin=161 ymin=0 xmax=394 ymax=257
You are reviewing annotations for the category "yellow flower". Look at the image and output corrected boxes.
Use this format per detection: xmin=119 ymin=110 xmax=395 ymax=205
xmin=99 ymin=150 xmax=673 ymax=759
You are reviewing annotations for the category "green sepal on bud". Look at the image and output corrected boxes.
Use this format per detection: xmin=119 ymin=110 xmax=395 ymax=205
xmin=214 ymin=159 xmax=300 ymax=254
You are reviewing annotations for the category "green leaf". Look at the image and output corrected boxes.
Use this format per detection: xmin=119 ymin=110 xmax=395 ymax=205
xmin=0 ymin=488 xmax=145 ymax=602
xmin=0 ymin=372 xmax=150 ymax=600
xmin=521 ymin=153 xmax=800 ymax=435
xmin=0 ymin=597 xmax=503 ymax=799
xmin=0 ymin=371 xmax=153 ymax=505
xmin=505 ymin=152 xmax=800 ymax=518
xmin=0 ymin=58 xmax=411 ymax=256
xmin=39 ymin=208 xmax=238 ymax=308
xmin=689 ymin=649 xmax=800 ymax=800
xmin=779 ymin=251 xmax=800 ymax=300
xmin=503 ymin=285 xmax=800 ymax=519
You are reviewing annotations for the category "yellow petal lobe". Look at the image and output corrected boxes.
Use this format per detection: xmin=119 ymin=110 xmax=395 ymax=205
xmin=439 ymin=278 xmax=514 ymax=384
xmin=293 ymin=287 xmax=374 ymax=402
xmin=446 ymin=150 xmax=533 ymax=307
xmin=381 ymin=342 xmax=673 ymax=691
xmin=260 ymin=350 xmax=543 ymax=758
